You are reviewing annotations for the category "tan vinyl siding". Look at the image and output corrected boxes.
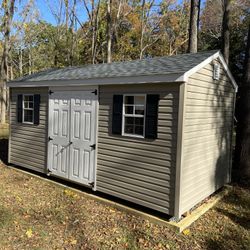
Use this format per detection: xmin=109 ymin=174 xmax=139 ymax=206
xmin=180 ymin=60 xmax=235 ymax=215
xmin=96 ymin=83 xmax=179 ymax=215
xmin=9 ymin=87 xmax=48 ymax=173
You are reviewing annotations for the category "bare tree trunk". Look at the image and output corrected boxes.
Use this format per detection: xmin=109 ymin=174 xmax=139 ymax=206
xmin=69 ymin=0 xmax=77 ymax=66
xmin=28 ymin=49 xmax=32 ymax=75
xmin=188 ymin=0 xmax=200 ymax=53
xmin=222 ymin=0 xmax=231 ymax=64
xmin=106 ymin=0 xmax=112 ymax=63
xmin=140 ymin=0 xmax=146 ymax=59
xmin=0 ymin=0 xmax=15 ymax=124
xmin=91 ymin=0 xmax=100 ymax=64
xmin=235 ymin=24 xmax=250 ymax=180
xmin=19 ymin=48 xmax=23 ymax=76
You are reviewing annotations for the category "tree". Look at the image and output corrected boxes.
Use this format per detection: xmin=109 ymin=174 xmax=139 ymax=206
xmin=222 ymin=0 xmax=231 ymax=64
xmin=0 ymin=0 xmax=15 ymax=124
xmin=235 ymin=24 xmax=250 ymax=180
xmin=188 ymin=0 xmax=200 ymax=53
xmin=106 ymin=0 xmax=112 ymax=63
xmin=82 ymin=0 xmax=101 ymax=64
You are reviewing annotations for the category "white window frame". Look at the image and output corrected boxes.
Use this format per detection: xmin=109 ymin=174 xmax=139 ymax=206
xmin=22 ymin=94 xmax=34 ymax=124
xmin=122 ymin=94 xmax=146 ymax=138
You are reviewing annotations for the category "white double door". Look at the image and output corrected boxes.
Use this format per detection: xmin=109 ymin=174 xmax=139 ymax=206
xmin=48 ymin=90 xmax=97 ymax=186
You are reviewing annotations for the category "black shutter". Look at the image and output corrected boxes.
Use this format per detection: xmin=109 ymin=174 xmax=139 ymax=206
xmin=34 ymin=94 xmax=40 ymax=125
xmin=145 ymin=94 xmax=159 ymax=139
xmin=112 ymin=95 xmax=123 ymax=135
xmin=17 ymin=94 xmax=23 ymax=123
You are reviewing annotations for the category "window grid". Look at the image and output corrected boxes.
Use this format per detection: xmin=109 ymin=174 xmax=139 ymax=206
xmin=23 ymin=94 xmax=34 ymax=124
xmin=122 ymin=94 xmax=146 ymax=138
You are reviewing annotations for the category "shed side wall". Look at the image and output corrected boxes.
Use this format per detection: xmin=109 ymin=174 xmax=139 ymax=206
xmin=96 ymin=83 xmax=179 ymax=215
xmin=180 ymin=60 xmax=235 ymax=215
xmin=9 ymin=87 xmax=48 ymax=173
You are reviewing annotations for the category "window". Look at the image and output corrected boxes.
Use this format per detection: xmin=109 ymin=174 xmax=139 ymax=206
xmin=123 ymin=95 xmax=146 ymax=137
xmin=112 ymin=94 xmax=159 ymax=139
xmin=23 ymin=95 xmax=34 ymax=123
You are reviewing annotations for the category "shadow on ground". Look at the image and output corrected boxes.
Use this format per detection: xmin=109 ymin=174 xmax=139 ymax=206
xmin=0 ymin=139 xmax=8 ymax=164
xmin=201 ymin=184 xmax=250 ymax=250
xmin=215 ymin=188 xmax=250 ymax=230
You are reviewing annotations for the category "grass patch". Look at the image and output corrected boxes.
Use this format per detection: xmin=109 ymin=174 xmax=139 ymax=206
xmin=0 ymin=163 xmax=249 ymax=249
xmin=0 ymin=205 xmax=13 ymax=228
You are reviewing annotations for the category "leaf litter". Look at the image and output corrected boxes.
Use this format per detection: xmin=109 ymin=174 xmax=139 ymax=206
xmin=0 ymin=163 xmax=249 ymax=249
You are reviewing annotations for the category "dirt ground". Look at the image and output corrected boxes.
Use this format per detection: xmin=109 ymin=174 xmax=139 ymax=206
xmin=0 ymin=163 xmax=249 ymax=250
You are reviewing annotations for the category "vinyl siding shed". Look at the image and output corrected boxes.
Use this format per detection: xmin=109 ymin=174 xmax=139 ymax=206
xmin=7 ymin=50 xmax=237 ymax=219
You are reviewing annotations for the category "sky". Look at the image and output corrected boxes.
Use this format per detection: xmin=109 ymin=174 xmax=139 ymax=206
xmin=20 ymin=0 xmax=206 ymax=26
xmin=35 ymin=0 xmax=92 ymax=25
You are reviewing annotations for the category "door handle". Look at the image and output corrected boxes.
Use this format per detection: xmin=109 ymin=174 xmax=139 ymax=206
xmin=90 ymin=144 xmax=96 ymax=150
xmin=69 ymin=141 xmax=73 ymax=145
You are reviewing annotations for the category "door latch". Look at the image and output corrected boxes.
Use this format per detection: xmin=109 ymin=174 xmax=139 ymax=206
xmin=90 ymin=144 xmax=96 ymax=150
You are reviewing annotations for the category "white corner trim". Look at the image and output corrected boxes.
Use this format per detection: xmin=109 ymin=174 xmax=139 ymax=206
xmin=218 ymin=52 xmax=238 ymax=92
xmin=175 ymin=51 xmax=238 ymax=92
xmin=174 ymin=81 xmax=187 ymax=219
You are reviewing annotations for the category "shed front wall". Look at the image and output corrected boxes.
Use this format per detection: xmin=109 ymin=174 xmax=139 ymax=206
xmin=96 ymin=83 xmax=180 ymax=215
xmin=179 ymin=60 xmax=235 ymax=215
xmin=9 ymin=87 xmax=48 ymax=173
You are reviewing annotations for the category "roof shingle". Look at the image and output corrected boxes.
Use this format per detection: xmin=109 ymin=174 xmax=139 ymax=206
xmin=12 ymin=50 xmax=218 ymax=83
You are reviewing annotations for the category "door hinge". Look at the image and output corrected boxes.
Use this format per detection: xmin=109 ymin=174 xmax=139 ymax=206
xmin=48 ymin=136 xmax=53 ymax=141
xmin=49 ymin=90 xmax=54 ymax=95
xmin=90 ymin=144 xmax=96 ymax=150
xmin=92 ymin=89 xmax=97 ymax=95
xmin=47 ymin=169 xmax=52 ymax=176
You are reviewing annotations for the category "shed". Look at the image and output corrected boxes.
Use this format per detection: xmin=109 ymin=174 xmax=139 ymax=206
xmin=7 ymin=50 xmax=237 ymax=219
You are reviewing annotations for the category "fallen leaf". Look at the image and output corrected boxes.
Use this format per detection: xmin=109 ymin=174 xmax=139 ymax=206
xmin=26 ymin=228 xmax=33 ymax=238
xmin=70 ymin=239 xmax=77 ymax=245
xmin=183 ymin=229 xmax=190 ymax=235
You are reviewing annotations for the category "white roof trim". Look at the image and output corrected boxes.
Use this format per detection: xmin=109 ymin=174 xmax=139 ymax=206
xmin=175 ymin=51 xmax=238 ymax=92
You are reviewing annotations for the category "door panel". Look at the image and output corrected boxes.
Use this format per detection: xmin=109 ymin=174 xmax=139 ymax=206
xmin=69 ymin=93 xmax=97 ymax=185
xmin=48 ymin=94 xmax=70 ymax=179
xmin=48 ymin=91 xmax=97 ymax=186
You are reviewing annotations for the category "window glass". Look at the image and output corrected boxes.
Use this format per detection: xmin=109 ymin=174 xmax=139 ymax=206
xmin=135 ymin=106 xmax=144 ymax=115
xmin=125 ymin=105 xmax=133 ymax=114
xmin=134 ymin=96 xmax=144 ymax=105
xmin=123 ymin=95 xmax=145 ymax=137
xmin=125 ymin=96 xmax=134 ymax=104
xmin=24 ymin=110 xmax=33 ymax=123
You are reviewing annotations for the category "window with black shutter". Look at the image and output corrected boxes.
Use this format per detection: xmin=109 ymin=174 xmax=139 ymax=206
xmin=17 ymin=94 xmax=40 ymax=125
xmin=112 ymin=94 xmax=159 ymax=139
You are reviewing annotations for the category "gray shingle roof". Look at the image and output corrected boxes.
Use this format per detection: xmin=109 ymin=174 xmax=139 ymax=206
xmin=12 ymin=50 xmax=218 ymax=82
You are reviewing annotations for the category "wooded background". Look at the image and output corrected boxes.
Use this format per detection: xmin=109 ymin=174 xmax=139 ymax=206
xmin=0 ymin=0 xmax=249 ymax=178
xmin=0 ymin=0 xmax=248 ymax=79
